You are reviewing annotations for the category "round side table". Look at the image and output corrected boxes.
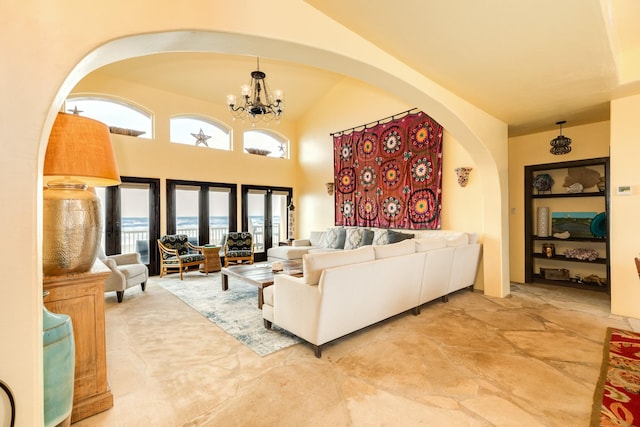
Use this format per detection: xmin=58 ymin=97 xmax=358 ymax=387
xmin=200 ymin=245 xmax=222 ymax=273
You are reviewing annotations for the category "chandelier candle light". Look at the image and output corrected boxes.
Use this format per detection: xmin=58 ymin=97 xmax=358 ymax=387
xmin=227 ymin=57 xmax=283 ymax=125
xmin=43 ymin=112 xmax=121 ymax=276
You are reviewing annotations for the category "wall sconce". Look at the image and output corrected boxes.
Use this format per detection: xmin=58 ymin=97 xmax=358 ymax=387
xmin=455 ymin=167 xmax=472 ymax=187
xmin=326 ymin=182 xmax=335 ymax=196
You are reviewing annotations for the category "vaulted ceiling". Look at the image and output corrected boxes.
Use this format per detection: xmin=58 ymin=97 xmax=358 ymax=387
xmin=88 ymin=0 xmax=640 ymax=136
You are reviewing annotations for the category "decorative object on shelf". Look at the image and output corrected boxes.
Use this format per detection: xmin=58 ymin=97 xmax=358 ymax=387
xmin=542 ymin=243 xmax=556 ymax=258
xmin=287 ymin=201 xmax=295 ymax=240
xmin=597 ymin=177 xmax=606 ymax=192
xmin=191 ymin=128 xmax=211 ymax=147
xmin=552 ymin=231 xmax=570 ymax=239
xmin=540 ymin=267 xmax=570 ymax=281
xmin=552 ymin=211 xmax=597 ymax=239
xmin=590 ymin=212 xmax=607 ymax=237
xmin=564 ymin=248 xmax=599 ymax=261
xmin=454 ymin=167 xmax=472 ymax=187
xmin=562 ymin=166 xmax=600 ymax=190
xmin=549 ymin=120 xmax=572 ymax=155
xmin=583 ymin=274 xmax=606 ymax=286
xmin=326 ymin=182 xmax=335 ymax=196
xmin=536 ymin=207 xmax=550 ymax=237
xmin=566 ymin=182 xmax=584 ymax=193
xmin=226 ymin=57 xmax=283 ymax=125
xmin=43 ymin=112 xmax=121 ymax=276
xmin=246 ymin=148 xmax=271 ymax=156
xmin=533 ymin=173 xmax=554 ymax=193
xmin=108 ymin=126 xmax=145 ymax=137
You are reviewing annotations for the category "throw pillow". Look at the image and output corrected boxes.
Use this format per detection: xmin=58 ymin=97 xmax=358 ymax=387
xmin=343 ymin=228 xmax=374 ymax=250
xmin=372 ymin=229 xmax=389 ymax=246
xmin=309 ymin=231 xmax=325 ymax=246
xmin=323 ymin=227 xmax=346 ymax=249
xmin=445 ymin=234 xmax=469 ymax=247
xmin=386 ymin=230 xmax=415 ymax=244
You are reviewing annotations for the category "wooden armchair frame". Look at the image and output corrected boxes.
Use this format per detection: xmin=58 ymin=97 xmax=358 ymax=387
xmin=157 ymin=237 xmax=208 ymax=280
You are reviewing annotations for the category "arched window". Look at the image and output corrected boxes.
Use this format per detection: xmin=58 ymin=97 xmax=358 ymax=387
xmin=65 ymin=96 xmax=152 ymax=138
xmin=170 ymin=115 xmax=231 ymax=150
xmin=243 ymin=129 xmax=288 ymax=158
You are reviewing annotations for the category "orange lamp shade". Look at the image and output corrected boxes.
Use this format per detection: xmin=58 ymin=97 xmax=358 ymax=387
xmin=44 ymin=112 xmax=121 ymax=187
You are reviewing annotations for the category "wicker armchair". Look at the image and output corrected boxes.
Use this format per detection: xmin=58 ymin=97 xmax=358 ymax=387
xmin=158 ymin=234 xmax=207 ymax=280
xmin=223 ymin=232 xmax=254 ymax=267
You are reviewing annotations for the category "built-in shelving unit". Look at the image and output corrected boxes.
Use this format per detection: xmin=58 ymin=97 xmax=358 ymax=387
xmin=524 ymin=157 xmax=610 ymax=292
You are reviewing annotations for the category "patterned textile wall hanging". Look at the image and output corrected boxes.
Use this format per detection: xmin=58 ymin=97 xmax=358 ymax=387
xmin=333 ymin=110 xmax=443 ymax=230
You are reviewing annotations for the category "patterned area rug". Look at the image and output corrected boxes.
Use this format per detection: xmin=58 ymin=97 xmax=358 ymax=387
xmin=592 ymin=327 xmax=640 ymax=426
xmin=154 ymin=272 xmax=301 ymax=356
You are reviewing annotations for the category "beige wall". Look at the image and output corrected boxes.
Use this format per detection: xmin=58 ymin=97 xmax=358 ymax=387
xmin=610 ymin=94 xmax=640 ymax=317
xmin=73 ymin=73 xmax=300 ymax=232
xmin=2 ymin=2 xmax=508 ymax=424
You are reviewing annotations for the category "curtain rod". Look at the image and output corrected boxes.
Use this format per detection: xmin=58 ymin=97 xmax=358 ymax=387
xmin=329 ymin=108 xmax=420 ymax=137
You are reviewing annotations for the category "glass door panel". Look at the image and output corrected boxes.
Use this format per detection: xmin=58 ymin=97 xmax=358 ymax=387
xmin=120 ymin=185 xmax=151 ymax=263
xmin=209 ymin=188 xmax=230 ymax=246
xmin=271 ymin=191 xmax=289 ymax=246
xmin=246 ymin=190 xmax=267 ymax=256
xmin=175 ymin=185 xmax=200 ymax=245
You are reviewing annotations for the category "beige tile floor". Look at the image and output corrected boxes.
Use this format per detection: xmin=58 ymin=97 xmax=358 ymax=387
xmin=74 ymin=276 xmax=640 ymax=427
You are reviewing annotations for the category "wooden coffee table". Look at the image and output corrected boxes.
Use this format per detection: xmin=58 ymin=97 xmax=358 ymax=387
xmin=221 ymin=260 xmax=303 ymax=308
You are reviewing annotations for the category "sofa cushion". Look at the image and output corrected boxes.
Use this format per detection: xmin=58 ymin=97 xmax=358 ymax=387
xmin=373 ymin=239 xmax=416 ymax=259
xmin=292 ymin=239 xmax=311 ymax=247
xmin=414 ymin=237 xmax=447 ymax=252
xmin=323 ymin=227 xmax=346 ymax=249
xmin=386 ymin=230 xmax=415 ymax=244
xmin=309 ymin=231 xmax=325 ymax=246
xmin=372 ymin=229 xmax=389 ymax=246
xmin=343 ymin=228 xmax=374 ymax=250
xmin=302 ymin=246 xmax=375 ymax=285
xmin=446 ymin=233 xmax=469 ymax=247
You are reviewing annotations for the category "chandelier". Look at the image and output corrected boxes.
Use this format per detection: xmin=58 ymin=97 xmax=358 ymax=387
xmin=549 ymin=120 xmax=572 ymax=155
xmin=226 ymin=58 xmax=283 ymax=125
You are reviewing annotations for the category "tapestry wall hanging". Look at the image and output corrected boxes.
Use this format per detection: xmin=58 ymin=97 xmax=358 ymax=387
xmin=332 ymin=109 xmax=443 ymax=230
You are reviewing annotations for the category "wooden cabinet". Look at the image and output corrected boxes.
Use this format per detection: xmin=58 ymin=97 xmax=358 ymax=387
xmin=524 ymin=157 xmax=610 ymax=292
xmin=43 ymin=261 xmax=113 ymax=423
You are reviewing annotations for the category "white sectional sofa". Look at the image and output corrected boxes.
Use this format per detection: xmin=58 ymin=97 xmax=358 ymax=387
xmin=262 ymin=232 xmax=481 ymax=357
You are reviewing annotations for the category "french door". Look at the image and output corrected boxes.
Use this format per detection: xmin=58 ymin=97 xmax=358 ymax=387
xmin=242 ymin=185 xmax=293 ymax=262
xmin=166 ymin=179 xmax=237 ymax=247
xmin=98 ymin=177 xmax=161 ymax=276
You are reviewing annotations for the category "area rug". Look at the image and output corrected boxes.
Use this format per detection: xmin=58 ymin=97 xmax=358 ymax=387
xmin=153 ymin=272 xmax=301 ymax=356
xmin=591 ymin=327 xmax=640 ymax=426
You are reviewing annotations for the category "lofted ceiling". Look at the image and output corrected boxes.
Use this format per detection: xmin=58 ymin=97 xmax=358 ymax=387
xmin=88 ymin=0 xmax=640 ymax=137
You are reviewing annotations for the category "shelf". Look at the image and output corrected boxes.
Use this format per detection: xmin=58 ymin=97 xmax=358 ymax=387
xmin=532 ymin=191 xmax=605 ymax=199
xmin=531 ymin=235 xmax=606 ymax=243
xmin=524 ymin=157 xmax=610 ymax=293
xmin=532 ymin=253 xmax=607 ymax=264
xmin=532 ymin=275 xmax=609 ymax=292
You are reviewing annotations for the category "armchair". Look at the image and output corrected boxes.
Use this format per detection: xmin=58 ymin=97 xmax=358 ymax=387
xmin=223 ymin=232 xmax=254 ymax=267
xmin=158 ymin=234 xmax=208 ymax=280
xmin=98 ymin=247 xmax=148 ymax=303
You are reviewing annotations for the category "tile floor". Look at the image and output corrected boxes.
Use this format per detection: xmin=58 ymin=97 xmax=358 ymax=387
xmin=74 ymin=276 xmax=639 ymax=427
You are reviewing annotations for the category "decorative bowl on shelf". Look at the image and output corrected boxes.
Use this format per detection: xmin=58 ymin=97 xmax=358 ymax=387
xmin=109 ymin=126 xmax=146 ymax=137
xmin=246 ymin=148 xmax=271 ymax=156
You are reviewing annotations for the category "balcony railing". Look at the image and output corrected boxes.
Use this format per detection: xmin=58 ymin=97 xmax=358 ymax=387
xmin=121 ymin=223 xmax=281 ymax=263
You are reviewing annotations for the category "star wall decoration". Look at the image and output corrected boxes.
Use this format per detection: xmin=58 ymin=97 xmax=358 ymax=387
xmin=191 ymin=128 xmax=211 ymax=147
xmin=68 ymin=106 xmax=83 ymax=115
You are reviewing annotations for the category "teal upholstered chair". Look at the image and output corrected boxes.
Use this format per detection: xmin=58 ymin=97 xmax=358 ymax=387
xmin=157 ymin=234 xmax=207 ymax=280
xmin=223 ymin=232 xmax=254 ymax=267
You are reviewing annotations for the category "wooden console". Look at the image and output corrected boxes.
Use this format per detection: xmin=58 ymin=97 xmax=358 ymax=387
xmin=43 ymin=261 xmax=113 ymax=423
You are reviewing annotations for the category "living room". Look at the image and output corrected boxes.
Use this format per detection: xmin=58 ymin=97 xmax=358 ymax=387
xmin=4 ymin=1 xmax=640 ymax=425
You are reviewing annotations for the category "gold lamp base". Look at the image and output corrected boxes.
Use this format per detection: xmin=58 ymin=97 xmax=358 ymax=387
xmin=43 ymin=183 xmax=102 ymax=276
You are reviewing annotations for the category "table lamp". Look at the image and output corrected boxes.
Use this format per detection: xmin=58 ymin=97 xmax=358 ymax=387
xmin=43 ymin=112 xmax=121 ymax=276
